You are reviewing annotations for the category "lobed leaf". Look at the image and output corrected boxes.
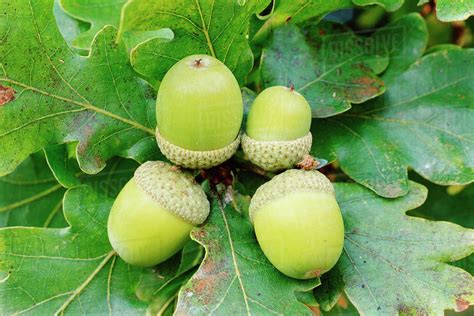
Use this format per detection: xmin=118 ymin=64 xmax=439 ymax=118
xmin=175 ymin=181 xmax=474 ymax=315
xmin=331 ymin=181 xmax=474 ymax=315
xmin=0 ymin=0 xmax=159 ymax=177
xmin=44 ymin=144 xmax=141 ymax=197
xmin=44 ymin=144 xmax=82 ymax=188
xmin=53 ymin=0 xmax=89 ymax=55
xmin=0 ymin=186 xmax=195 ymax=315
xmin=260 ymin=22 xmax=386 ymax=117
xmin=252 ymin=0 xmax=353 ymax=43
xmin=352 ymin=0 xmax=404 ymax=11
xmin=123 ymin=0 xmax=270 ymax=85
xmin=0 ymin=151 xmax=66 ymax=228
xmin=175 ymin=198 xmax=319 ymax=315
xmin=312 ymin=14 xmax=474 ymax=197
xmin=418 ymin=0 xmax=474 ymax=22
xmin=59 ymin=0 xmax=127 ymax=50
xmin=432 ymin=0 xmax=474 ymax=22
xmin=408 ymin=175 xmax=474 ymax=275
xmin=354 ymin=0 xmax=474 ymax=22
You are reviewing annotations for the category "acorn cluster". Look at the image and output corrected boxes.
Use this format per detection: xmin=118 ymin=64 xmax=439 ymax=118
xmin=107 ymin=54 xmax=344 ymax=279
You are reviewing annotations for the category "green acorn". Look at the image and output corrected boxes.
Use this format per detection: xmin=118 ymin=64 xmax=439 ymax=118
xmin=250 ymin=169 xmax=344 ymax=279
xmin=156 ymin=54 xmax=243 ymax=169
xmin=107 ymin=161 xmax=210 ymax=267
xmin=242 ymin=86 xmax=312 ymax=171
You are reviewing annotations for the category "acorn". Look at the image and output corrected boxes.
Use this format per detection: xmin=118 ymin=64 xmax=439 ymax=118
xmin=249 ymin=169 xmax=344 ymax=279
xmin=242 ymin=86 xmax=312 ymax=171
xmin=107 ymin=161 xmax=210 ymax=267
xmin=156 ymin=54 xmax=243 ymax=169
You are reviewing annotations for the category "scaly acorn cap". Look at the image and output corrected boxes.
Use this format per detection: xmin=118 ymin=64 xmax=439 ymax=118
xmin=134 ymin=161 xmax=210 ymax=225
xmin=241 ymin=132 xmax=312 ymax=172
xmin=156 ymin=129 xmax=241 ymax=169
xmin=249 ymin=169 xmax=335 ymax=223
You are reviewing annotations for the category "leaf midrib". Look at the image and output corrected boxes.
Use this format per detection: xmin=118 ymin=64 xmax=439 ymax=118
xmin=195 ymin=0 xmax=216 ymax=57
xmin=54 ymin=250 xmax=116 ymax=315
xmin=0 ymin=184 xmax=62 ymax=213
xmin=218 ymin=203 xmax=251 ymax=315
xmin=0 ymin=78 xmax=155 ymax=135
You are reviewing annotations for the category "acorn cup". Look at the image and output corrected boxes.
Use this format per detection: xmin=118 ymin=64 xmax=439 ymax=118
xmin=242 ymin=86 xmax=313 ymax=172
xmin=249 ymin=169 xmax=344 ymax=279
xmin=156 ymin=54 xmax=243 ymax=169
xmin=107 ymin=161 xmax=210 ymax=267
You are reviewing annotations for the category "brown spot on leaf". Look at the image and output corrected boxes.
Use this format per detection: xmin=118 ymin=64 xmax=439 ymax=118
xmin=94 ymin=155 xmax=104 ymax=169
xmin=455 ymin=298 xmax=470 ymax=312
xmin=0 ymin=85 xmax=16 ymax=106
xmin=285 ymin=16 xmax=292 ymax=23
xmin=337 ymin=295 xmax=348 ymax=309
xmin=190 ymin=260 xmax=228 ymax=305
xmin=191 ymin=228 xmax=208 ymax=241
xmin=193 ymin=278 xmax=210 ymax=296
xmin=350 ymin=76 xmax=384 ymax=101
xmin=353 ymin=76 xmax=374 ymax=85
xmin=305 ymin=269 xmax=321 ymax=278
xmin=308 ymin=305 xmax=321 ymax=315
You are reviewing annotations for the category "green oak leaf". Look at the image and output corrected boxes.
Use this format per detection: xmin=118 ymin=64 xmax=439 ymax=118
xmin=44 ymin=144 xmax=142 ymax=197
xmin=373 ymin=13 xmax=428 ymax=84
xmin=352 ymin=0 xmax=404 ymax=11
xmin=44 ymin=144 xmax=82 ymax=188
xmin=59 ymin=0 xmax=127 ymax=50
xmin=0 ymin=0 xmax=159 ymax=177
xmin=408 ymin=174 xmax=474 ymax=275
xmin=319 ymin=294 xmax=359 ymax=316
xmin=175 ymin=199 xmax=319 ymax=315
xmin=260 ymin=22 xmax=386 ymax=117
xmin=0 ymin=186 xmax=196 ymax=315
xmin=0 ymin=186 xmax=141 ymax=314
xmin=79 ymin=158 xmax=139 ymax=197
xmin=136 ymin=241 xmax=204 ymax=315
xmin=252 ymin=0 xmax=352 ymax=43
xmin=331 ymin=181 xmax=474 ymax=315
xmin=53 ymin=0 xmax=89 ymax=55
xmin=314 ymin=265 xmax=346 ymax=312
xmin=0 ymin=151 xmax=66 ymax=228
xmin=58 ymin=0 xmax=172 ymax=52
xmin=425 ymin=44 xmax=462 ymax=55
xmin=295 ymin=289 xmax=319 ymax=308
xmin=418 ymin=0 xmax=474 ymax=22
xmin=146 ymin=264 xmax=200 ymax=314
xmin=123 ymin=0 xmax=270 ymax=85
xmin=355 ymin=0 xmax=473 ymax=22
xmin=312 ymin=14 xmax=474 ymax=198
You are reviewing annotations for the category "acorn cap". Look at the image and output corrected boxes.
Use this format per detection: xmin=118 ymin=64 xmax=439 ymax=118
xmin=156 ymin=129 xmax=241 ymax=169
xmin=134 ymin=161 xmax=210 ymax=225
xmin=249 ymin=169 xmax=335 ymax=223
xmin=241 ymin=132 xmax=312 ymax=172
